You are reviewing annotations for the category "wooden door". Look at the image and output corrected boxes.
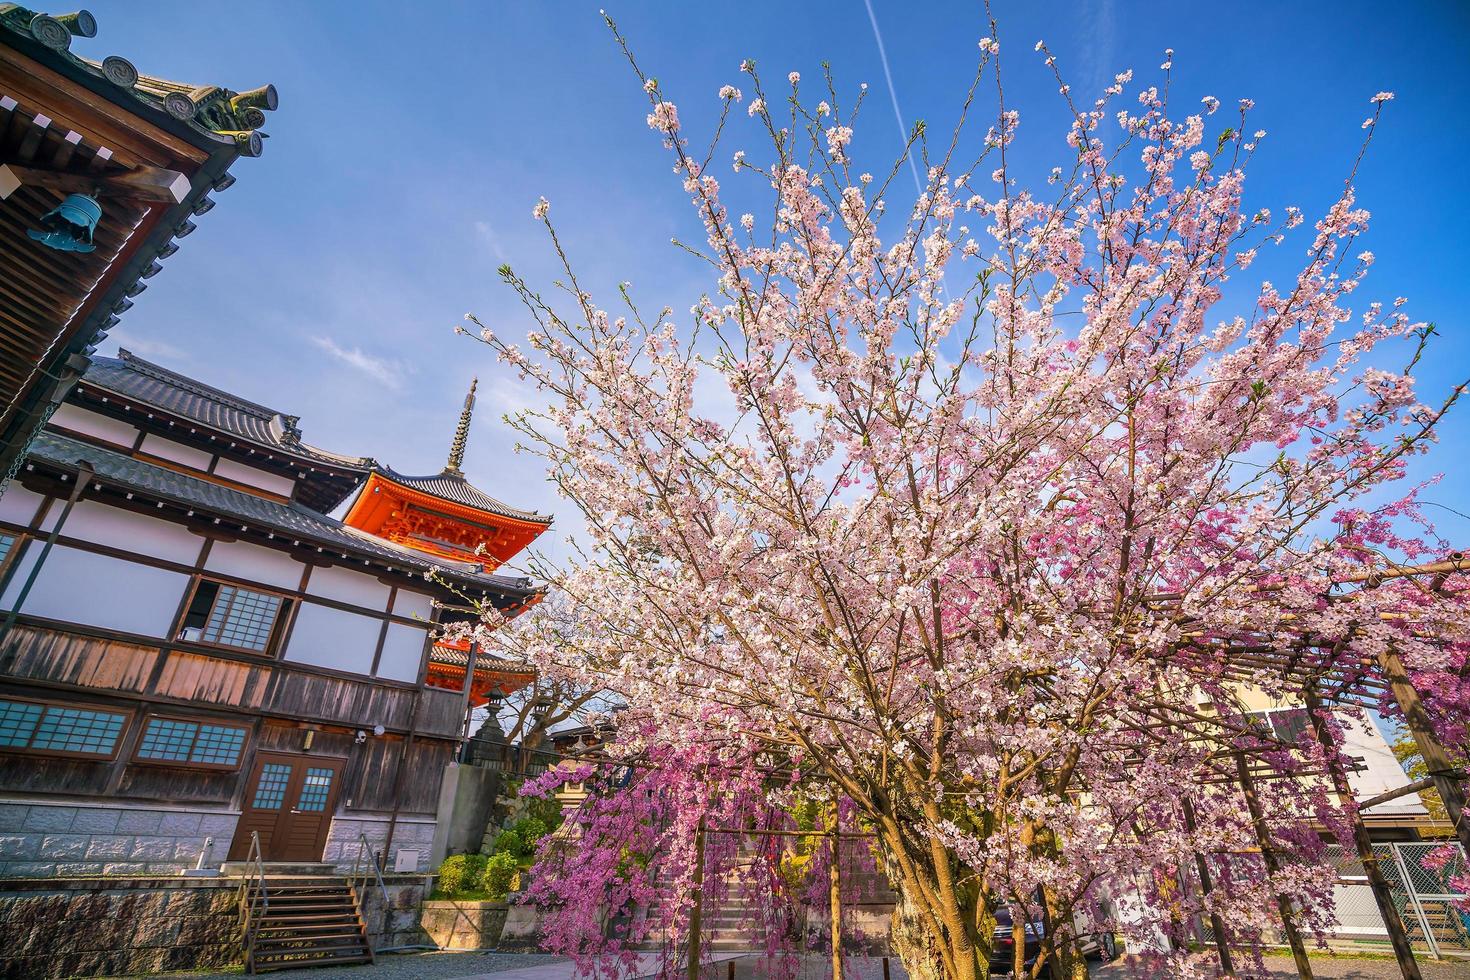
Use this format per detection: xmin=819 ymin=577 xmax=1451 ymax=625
xmin=229 ymin=752 xmax=344 ymax=862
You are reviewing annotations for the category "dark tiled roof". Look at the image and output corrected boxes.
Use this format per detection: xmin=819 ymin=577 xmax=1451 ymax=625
xmin=375 ymin=466 xmax=550 ymax=525
xmin=29 ymin=431 xmax=538 ymax=599
xmin=83 ymin=351 xmax=373 ymax=474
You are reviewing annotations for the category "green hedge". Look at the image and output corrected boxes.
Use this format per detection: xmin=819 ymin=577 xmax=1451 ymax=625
xmin=484 ymin=851 xmax=519 ymax=900
xmin=436 ymin=853 xmax=488 ymax=895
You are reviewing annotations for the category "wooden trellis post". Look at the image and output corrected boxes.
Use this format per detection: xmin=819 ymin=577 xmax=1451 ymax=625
xmin=1180 ymin=795 xmax=1235 ymax=976
xmin=829 ymin=805 xmax=843 ymax=980
xmin=688 ymin=816 xmax=705 ymax=980
xmin=1303 ymin=690 xmax=1422 ymax=980
xmin=1376 ymin=646 xmax=1470 ymax=858
xmin=1235 ymin=753 xmax=1314 ymax=980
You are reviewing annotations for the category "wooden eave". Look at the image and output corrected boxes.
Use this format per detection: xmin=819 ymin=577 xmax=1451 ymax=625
xmin=0 ymin=31 xmax=244 ymax=482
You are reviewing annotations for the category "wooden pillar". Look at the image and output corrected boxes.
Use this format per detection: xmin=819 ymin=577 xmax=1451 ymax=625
xmin=1235 ymin=753 xmax=1314 ymax=980
xmin=687 ymin=816 xmax=705 ymax=980
xmin=456 ymin=641 xmax=480 ymax=762
xmin=1180 ymin=795 xmax=1235 ymax=976
xmin=1376 ymin=646 xmax=1470 ymax=857
xmin=829 ymin=806 xmax=843 ymax=980
xmin=1303 ymin=691 xmax=1422 ymax=980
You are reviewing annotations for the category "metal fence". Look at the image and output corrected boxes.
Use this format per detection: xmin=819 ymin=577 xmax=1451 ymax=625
xmin=1325 ymin=842 xmax=1469 ymax=958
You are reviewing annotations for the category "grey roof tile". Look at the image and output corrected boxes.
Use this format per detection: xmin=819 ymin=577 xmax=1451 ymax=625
xmin=29 ymin=431 xmax=537 ymax=599
xmin=374 ymin=466 xmax=551 ymax=525
xmin=82 ymin=351 xmax=373 ymax=473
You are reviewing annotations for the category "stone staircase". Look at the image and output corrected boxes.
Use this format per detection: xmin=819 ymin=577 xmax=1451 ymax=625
xmin=636 ymin=848 xmax=768 ymax=951
xmin=235 ymin=870 xmax=374 ymax=973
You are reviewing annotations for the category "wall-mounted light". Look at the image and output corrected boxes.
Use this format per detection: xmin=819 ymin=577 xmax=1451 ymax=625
xmin=28 ymin=192 xmax=101 ymax=252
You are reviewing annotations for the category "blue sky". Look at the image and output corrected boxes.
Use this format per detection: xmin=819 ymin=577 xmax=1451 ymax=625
xmin=76 ymin=0 xmax=1470 ymax=567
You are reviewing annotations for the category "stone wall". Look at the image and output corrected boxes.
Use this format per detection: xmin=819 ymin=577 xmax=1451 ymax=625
xmin=421 ymin=898 xmax=508 ymax=950
xmin=0 ymin=877 xmax=240 ymax=979
xmin=325 ymin=812 xmax=436 ymax=873
xmin=0 ymin=800 xmax=238 ymax=877
xmin=359 ymin=874 xmax=435 ymax=949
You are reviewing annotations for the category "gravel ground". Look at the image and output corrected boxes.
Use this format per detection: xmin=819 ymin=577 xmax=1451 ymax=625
xmin=706 ymin=951 xmax=1469 ymax=980
xmin=128 ymin=951 xmax=570 ymax=980
xmin=121 ymin=949 xmax=1468 ymax=980
xmin=1095 ymin=953 xmax=1468 ymax=979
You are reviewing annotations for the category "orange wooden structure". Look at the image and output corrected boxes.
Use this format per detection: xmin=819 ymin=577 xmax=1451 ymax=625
xmin=344 ymin=379 xmax=551 ymax=705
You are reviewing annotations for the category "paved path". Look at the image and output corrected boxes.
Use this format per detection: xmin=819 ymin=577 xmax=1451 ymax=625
xmin=150 ymin=949 xmax=1467 ymax=980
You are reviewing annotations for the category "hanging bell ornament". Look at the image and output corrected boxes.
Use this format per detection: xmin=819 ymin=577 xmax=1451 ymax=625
xmin=28 ymin=193 xmax=102 ymax=253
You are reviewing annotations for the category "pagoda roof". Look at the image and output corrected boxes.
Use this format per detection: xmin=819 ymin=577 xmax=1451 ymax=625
xmin=83 ymin=351 xmax=374 ymax=473
xmin=372 ymin=464 xmax=551 ymax=526
xmin=25 ymin=430 xmax=540 ymax=604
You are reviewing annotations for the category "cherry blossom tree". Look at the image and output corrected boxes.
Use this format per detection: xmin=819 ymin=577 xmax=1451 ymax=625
xmin=459 ymin=11 xmax=1468 ymax=980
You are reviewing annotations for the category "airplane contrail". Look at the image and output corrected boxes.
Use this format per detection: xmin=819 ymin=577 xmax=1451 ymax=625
xmin=863 ymin=0 xmax=925 ymax=198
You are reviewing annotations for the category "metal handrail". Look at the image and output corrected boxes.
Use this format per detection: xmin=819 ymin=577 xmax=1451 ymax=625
xmin=350 ymin=832 xmax=389 ymax=905
xmin=236 ymin=831 xmax=268 ymax=974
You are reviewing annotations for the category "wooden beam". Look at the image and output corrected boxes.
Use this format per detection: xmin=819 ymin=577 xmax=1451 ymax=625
xmin=1359 ymin=777 xmax=1440 ymax=812
xmin=0 ymin=48 xmax=208 ymax=166
xmin=1 ymin=162 xmax=190 ymax=204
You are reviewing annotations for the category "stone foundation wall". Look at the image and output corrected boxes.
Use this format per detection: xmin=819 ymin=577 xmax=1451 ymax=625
xmin=359 ymin=875 xmax=434 ymax=949
xmin=325 ymin=813 xmax=436 ymax=873
xmin=421 ymin=898 xmax=508 ymax=949
xmin=0 ymin=801 xmax=238 ymax=877
xmin=0 ymin=877 xmax=240 ymax=979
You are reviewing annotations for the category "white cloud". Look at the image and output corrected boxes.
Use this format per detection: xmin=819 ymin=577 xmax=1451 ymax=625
xmin=309 ymin=336 xmax=411 ymax=390
xmin=473 ymin=220 xmax=508 ymax=261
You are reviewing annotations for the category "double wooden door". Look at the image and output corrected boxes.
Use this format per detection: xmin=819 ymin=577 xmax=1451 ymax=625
xmin=229 ymin=751 xmax=344 ymax=862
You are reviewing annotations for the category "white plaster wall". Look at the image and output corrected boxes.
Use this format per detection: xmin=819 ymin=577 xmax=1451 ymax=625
xmin=212 ymin=457 xmax=295 ymax=498
xmin=306 ymin=563 xmax=391 ymax=611
xmin=205 ymin=540 xmax=303 ymax=591
xmin=391 ymin=589 xmax=435 ymax=621
xmin=57 ymin=499 xmax=204 ymax=566
xmin=0 ymin=543 xmax=187 ymax=637
xmin=0 ymin=485 xmax=45 ymax=528
xmin=0 ymin=543 xmax=39 ymax=607
xmin=139 ymin=433 xmax=213 ymax=471
xmin=1342 ymin=712 xmax=1426 ymax=814
xmin=49 ymin=403 xmax=138 ymax=447
xmin=283 ymin=601 xmax=382 ymax=676
xmin=376 ymin=622 xmax=428 ymax=683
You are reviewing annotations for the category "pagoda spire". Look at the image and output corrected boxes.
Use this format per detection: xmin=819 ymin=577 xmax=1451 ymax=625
xmin=444 ymin=377 xmax=477 ymax=474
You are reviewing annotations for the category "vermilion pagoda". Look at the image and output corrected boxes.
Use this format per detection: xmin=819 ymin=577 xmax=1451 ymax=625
xmin=344 ymin=379 xmax=551 ymax=706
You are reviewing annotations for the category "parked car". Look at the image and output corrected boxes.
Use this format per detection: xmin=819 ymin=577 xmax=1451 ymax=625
xmin=988 ymin=905 xmax=1119 ymax=976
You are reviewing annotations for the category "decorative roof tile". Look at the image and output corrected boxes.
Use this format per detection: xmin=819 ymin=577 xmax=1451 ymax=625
xmin=0 ymin=6 xmax=276 ymax=156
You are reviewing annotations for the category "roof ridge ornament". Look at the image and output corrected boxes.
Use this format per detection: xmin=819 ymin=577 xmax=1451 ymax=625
xmin=444 ymin=377 xmax=477 ymax=475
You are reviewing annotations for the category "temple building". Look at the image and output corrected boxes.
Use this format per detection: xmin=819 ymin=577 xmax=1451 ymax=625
xmin=0 ymin=351 xmax=549 ymax=877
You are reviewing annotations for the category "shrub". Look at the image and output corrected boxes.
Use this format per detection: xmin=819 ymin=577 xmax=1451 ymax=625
xmin=512 ymin=816 xmax=548 ymax=849
xmin=436 ymin=853 xmax=488 ymax=895
xmin=493 ymin=829 xmax=524 ymax=857
xmin=483 ymin=851 xmax=519 ymax=900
